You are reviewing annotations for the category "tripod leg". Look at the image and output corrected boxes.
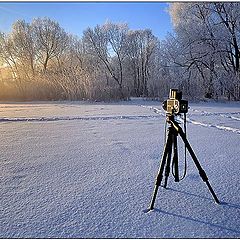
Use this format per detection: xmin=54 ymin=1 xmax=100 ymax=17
xmin=148 ymin=127 xmax=173 ymax=210
xmin=163 ymin=134 xmax=173 ymax=188
xmin=172 ymin=131 xmax=179 ymax=182
xmin=172 ymin=121 xmax=220 ymax=204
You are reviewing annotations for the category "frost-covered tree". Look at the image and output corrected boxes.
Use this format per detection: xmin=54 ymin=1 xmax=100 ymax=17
xmin=32 ymin=18 xmax=69 ymax=72
xmin=125 ymin=29 xmax=158 ymax=97
xmin=83 ymin=22 xmax=129 ymax=99
xmin=168 ymin=2 xmax=240 ymax=100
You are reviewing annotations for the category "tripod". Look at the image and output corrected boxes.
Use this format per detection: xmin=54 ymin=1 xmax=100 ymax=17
xmin=148 ymin=114 xmax=220 ymax=211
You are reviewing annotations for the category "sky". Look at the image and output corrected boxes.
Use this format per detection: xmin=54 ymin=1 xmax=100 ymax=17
xmin=0 ymin=2 xmax=173 ymax=40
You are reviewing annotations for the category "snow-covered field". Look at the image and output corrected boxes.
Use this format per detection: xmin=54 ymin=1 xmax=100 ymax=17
xmin=1 ymin=99 xmax=240 ymax=238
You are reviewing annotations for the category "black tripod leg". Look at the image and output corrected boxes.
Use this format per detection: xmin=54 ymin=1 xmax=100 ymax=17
xmin=163 ymin=134 xmax=173 ymax=188
xmin=173 ymin=122 xmax=220 ymax=204
xmin=173 ymin=132 xmax=179 ymax=182
xmin=148 ymin=128 xmax=173 ymax=210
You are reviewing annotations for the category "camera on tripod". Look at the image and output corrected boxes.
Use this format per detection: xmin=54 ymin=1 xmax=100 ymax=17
xmin=147 ymin=88 xmax=220 ymax=211
xmin=163 ymin=89 xmax=188 ymax=115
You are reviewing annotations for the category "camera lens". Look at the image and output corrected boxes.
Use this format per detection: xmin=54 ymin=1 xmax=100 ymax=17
xmin=162 ymin=100 xmax=167 ymax=111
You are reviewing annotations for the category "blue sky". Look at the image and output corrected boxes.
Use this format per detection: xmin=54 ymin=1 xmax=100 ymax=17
xmin=0 ymin=2 xmax=173 ymax=40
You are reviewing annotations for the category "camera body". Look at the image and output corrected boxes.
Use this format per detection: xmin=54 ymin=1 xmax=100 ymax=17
xmin=163 ymin=89 xmax=188 ymax=115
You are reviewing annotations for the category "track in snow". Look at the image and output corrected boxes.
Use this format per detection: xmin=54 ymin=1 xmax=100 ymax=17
xmin=0 ymin=115 xmax=160 ymax=123
xmin=140 ymin=105 xmax=240 ymax=135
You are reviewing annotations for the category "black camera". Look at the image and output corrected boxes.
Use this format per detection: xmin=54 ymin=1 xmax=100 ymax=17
xmin=162 ymin=89 xmax=188 ymax=115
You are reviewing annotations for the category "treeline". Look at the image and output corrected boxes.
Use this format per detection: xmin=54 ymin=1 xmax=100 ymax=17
xmin=0 ymin=2 xmax=240 ymax=101
xmin=0 ymin=19 xmax=164 ymax=101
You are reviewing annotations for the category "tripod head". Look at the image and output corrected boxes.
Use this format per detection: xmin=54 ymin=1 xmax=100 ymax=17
xmin=165 ymin=114 xmax=177 ymax=124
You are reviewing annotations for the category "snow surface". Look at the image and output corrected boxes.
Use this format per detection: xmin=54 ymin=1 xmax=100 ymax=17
xmin=1 ymin=99 xmax=240 ymax=238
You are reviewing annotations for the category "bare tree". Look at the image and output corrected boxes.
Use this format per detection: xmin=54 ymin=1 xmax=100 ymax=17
xmin=0 ymin=31 xmax=28 ymax=96
xmin=32 ymin=17 xmax=69 ymax=72
xmin=83 ymin=22 xmax=129 ymax=99
xmin=11 ymin=20 xmax=36 ymax=78
xmin=125 ymin=29 xmax=157 ymax=97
